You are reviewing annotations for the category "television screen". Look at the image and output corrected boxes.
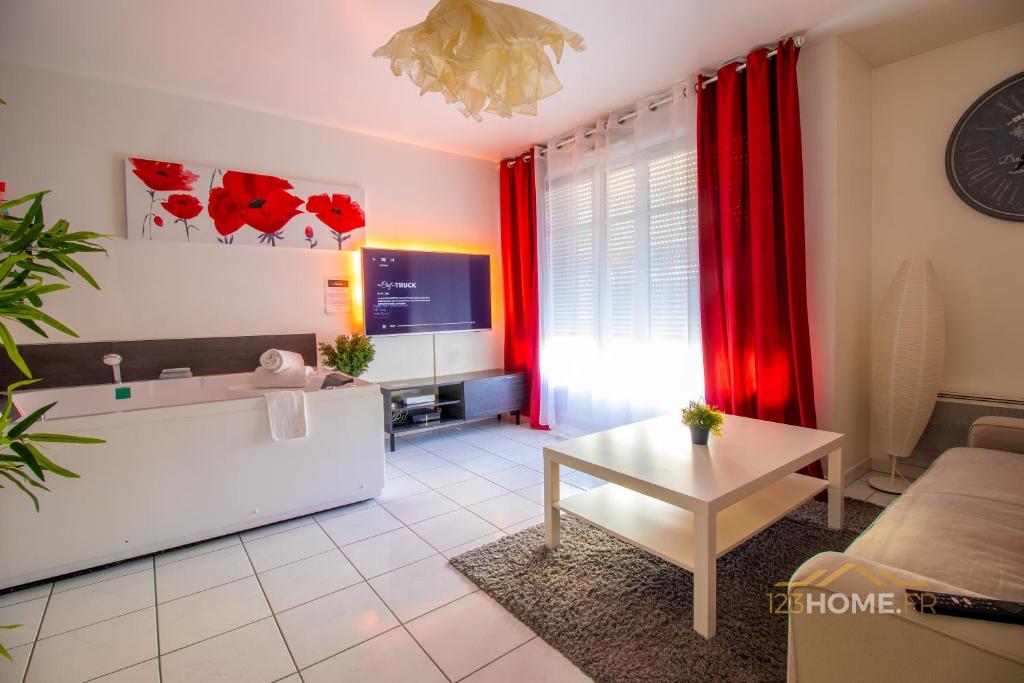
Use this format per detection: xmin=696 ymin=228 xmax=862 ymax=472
xmin=361 ymin=248 xmax=491 ymax=336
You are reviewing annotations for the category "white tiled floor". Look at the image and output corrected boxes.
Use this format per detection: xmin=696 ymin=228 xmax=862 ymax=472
xmin=844 ymin=469 xmax=904 ymax=506
xmin=0 ymin=418 xmax=896 ymax=682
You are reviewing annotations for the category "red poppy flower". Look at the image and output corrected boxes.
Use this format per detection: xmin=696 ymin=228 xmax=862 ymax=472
xmin=161 ymin=194 xmax=202 ymax=220
xmin=153 ymin=215 xmax=164 ymax=227
xmin=304 ymin=226 xmax=315 ymax=238
xmin=306 ymin=193 xmax=365 ymax=234
xmin=130 ymin=158 xmax=199 ymax=192
xmin=208 ymin=171 xmax=302 ymax=237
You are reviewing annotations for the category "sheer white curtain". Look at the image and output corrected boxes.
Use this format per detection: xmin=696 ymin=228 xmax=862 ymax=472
xmin=535 ymin=82 xmax=702 ymax=431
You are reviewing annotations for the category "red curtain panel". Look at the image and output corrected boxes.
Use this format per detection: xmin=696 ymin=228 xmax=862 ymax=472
xmin=500 ymin=152 xmax=547 ymax=429
xmin=696 ymin=38 xmax=821 ymax=478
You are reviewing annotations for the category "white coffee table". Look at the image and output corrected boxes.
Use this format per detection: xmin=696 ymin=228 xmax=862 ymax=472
xmin=543 ymin=414 xmax=844 ymax=639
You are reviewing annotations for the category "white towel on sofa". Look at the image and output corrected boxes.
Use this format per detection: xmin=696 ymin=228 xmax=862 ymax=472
xmin=265 ymin=390 xmax=308 ymax=441
xmin=259 ymin=348 xmax=305 ymax=373
xmin=253 ymin=366 xmax=312 ymax=388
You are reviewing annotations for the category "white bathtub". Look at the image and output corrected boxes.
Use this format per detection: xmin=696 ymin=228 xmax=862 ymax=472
xmin=0 ymin=372 xmax=385 ymax=589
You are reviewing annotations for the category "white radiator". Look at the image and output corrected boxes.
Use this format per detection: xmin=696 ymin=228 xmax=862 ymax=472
xmin=908 ymin=392 xmax=1024 ymax=468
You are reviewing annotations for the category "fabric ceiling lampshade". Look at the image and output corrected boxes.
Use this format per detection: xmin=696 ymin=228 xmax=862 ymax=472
xmin=373 ymin=0 xmax=584 ymax=121
xmin=870 ymin=259 xmax=946 ymax=494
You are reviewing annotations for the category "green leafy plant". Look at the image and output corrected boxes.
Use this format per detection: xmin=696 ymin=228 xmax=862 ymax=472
xmin=0 ymin=191 xmax=107 ymax=661
xmin=0 ymin=190 xmax=108 ymax=511
xmin=681 ymin=399 xmax=725 ymax=437
xmin=318 ymin=333 xmax=375 ymax=377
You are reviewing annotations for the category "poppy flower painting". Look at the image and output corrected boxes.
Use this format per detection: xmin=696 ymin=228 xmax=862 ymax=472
xmin=124 ymin=157 xmax=365 ymax=250
xmin=130 ymin=159 xmax=199 ymax=192
xmin=306 ymin=193 xmax=366 ymax=249
xmin=162 ymin=194 xmax=202 ymax=220
xmin=129 ymin=158 xmax=202 ymax=239
xmin=208 ymin=171 xmax=303 ymax=246
xmin=161 ymin=194 xmax=203 ymax=241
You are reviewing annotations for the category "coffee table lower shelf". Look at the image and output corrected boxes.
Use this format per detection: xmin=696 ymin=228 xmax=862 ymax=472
xmin=554 ymin=473 xmax=826 ymax=572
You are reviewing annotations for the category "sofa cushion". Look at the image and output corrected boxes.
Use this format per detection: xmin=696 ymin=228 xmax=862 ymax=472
xmin=847 ymin=447 xmax=1024 ymax=601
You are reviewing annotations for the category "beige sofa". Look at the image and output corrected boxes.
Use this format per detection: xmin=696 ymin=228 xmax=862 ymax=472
xmin=788 ymin=416 xmax=1024 ymax=682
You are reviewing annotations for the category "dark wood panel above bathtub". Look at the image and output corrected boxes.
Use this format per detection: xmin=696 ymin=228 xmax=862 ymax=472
xmin=0 ymin=334 xmax=317 ymax=390
xmin=0 ymin=341 xmax=115 ymax=389
xmin=189 ymin=334 xmax=316 ymax=377
xmin=113 ymin=339 xmax=191 ymax=383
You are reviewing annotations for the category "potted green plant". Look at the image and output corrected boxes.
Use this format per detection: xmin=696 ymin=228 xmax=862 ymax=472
xmin=681 ymin=399 xmax=725 ymax=445
xmin=318 ymin=333 xmax=375 ymax=377
xmin=0 ymin=189 xmax=108 ymax=661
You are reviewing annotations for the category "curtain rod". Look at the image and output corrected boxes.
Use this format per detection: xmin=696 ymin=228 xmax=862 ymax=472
xmin=523 ymin=87 xmax=683 ymax=161
xmin=697 ymin=35 xmax=803 ymax=89
xmin=506 ymin=35 xmax=802 ymax=166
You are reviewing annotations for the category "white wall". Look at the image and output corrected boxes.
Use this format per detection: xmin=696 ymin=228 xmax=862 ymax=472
xmin=800 ymin=38 xmax=874 ymax=479
xmin=871 ymin=22 xmax=1024 ymax=402
xmin=869 ymin=21 xmax=1024 ymax=467
xmin=803 ymin=25 xmax=1024 ymax=475
xmin=0 ymin=62 xmax=502 ymax=382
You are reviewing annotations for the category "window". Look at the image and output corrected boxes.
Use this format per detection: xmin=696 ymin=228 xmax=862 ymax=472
xmin=537 ymin=90 xmax=702 ymax=429
xmin=547 ymin=178 xmax=595 ymax=337
xmin=544 ymin=147 xmax=699 ymax=344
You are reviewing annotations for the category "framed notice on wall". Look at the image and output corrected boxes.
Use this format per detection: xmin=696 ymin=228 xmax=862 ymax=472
xmin=325 ymin=277 xmax=351 ymax=314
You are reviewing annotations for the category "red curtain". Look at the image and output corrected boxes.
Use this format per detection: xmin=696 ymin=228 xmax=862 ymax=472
xmin=697 ymin=39 xmax=821 ymax=478
xmin=500 ymin=151 xmax=547 ymax=429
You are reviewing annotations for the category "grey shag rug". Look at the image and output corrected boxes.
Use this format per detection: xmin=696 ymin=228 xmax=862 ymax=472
xmin=450 ymin=497 xmax=884 ymax=683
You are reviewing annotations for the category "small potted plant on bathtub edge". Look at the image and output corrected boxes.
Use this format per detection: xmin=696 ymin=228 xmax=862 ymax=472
xmin=681 ymin=399 xmax=725 ymax=445
xmin=318 ymin=332 xmax=375 ymax=378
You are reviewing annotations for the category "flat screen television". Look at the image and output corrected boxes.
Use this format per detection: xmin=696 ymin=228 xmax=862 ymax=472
xmin=361 ymin=248 xmax=491 ymax=336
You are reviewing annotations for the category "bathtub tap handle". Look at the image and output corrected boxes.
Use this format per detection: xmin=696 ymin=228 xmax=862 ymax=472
xmin=103 ymin=353 xmax=123 ymax=384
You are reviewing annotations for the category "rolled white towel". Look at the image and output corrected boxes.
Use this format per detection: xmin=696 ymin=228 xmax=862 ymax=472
xmin=253 ymin=366 xmax=313 ymax=388
xmin=259 ymin=349 xmax=305 ymax=373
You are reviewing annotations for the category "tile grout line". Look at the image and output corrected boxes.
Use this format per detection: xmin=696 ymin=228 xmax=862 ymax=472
xmin=152 ymin=557 xmax=163 ymax=683
xmin=406 ymin=524 xmax=506 ymax=558
xmin=81 ymin=658 xmax=159 ymax=682
xmin=13 ymin=422 xmax=560 ymax=682
xmin=454 ymin=634 xmax=541 ymax=682
xmin=153 ymin=534 xmax=242 ymax=569
xmin=386 ymin=453 xmax=551 ymax=550
xmin=156 ymin=614 xmax=275 ymax=658
xmin=238 ymin=540 xmax=304 ymax=683
xmin=290 ymin=624 xmax=409 ymax=675
xmin=388 ymin=488 xmax=529 ymax=552
xmin=48 ymin=563 xmax=153 ymax=597
xmin=312 ymin=516 xmax=454 ymax=683
xmin=17 ymin=580 xmax=53 ymax=683
xmin=32 ymin=601 xmax=156 ymax=643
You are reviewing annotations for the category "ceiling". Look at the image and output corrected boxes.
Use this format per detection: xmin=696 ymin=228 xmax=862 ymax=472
xmin=1 ymin=0 xmax=1022 ymax=161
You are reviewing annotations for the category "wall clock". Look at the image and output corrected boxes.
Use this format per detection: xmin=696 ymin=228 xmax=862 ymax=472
xmin=945 ymin=70 xmax=1024 ymax=221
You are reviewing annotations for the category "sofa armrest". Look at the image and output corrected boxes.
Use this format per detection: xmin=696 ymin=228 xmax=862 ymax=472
xmin=968 ymin=416 xmax=1024 ymax=454
xmin=787 ymin=552 xmax=1024 ymax=682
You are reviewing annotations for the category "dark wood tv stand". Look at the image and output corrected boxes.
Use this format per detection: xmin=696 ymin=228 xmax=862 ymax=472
xmin=378 ymin=369 xmax=526 ymax=451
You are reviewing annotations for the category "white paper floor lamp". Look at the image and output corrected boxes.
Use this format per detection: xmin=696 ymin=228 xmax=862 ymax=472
xmin=870 ymin=259 xmax=946 ymax=494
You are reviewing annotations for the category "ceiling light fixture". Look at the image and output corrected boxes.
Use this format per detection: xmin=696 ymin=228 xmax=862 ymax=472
xmin=373 ymin=0 xmax=585 ymax=121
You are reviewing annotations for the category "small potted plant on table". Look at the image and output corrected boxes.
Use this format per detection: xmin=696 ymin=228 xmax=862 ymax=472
xmin=318 ymin=333 xmax=375 ymax=377
xmin=681 ymin=399 xmax=724 ymax=445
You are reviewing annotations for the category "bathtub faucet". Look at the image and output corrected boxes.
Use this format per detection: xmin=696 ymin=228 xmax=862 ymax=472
xmin=103 ymin=353 xmax=123 ymax=384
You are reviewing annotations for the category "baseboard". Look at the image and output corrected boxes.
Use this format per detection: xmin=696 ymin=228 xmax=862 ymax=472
xmin=868 ymin=457 xmax=927 ymax=480
xmin=843 ymin=458 xmax=870 ymax=485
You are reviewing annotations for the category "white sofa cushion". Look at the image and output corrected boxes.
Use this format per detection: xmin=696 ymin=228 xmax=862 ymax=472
xmin=847 ymin=447 xmax=1024 ymax=601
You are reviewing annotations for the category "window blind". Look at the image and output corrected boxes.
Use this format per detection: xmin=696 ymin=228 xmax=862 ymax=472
xmin=544 ymin=148 xmax=698 ymax=343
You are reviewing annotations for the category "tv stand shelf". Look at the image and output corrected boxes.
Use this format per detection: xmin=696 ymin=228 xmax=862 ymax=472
xmin=378 ymin=369 xmax=525 ymax=451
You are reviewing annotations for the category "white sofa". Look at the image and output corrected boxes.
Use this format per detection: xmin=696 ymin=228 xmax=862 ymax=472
xmin=788 ymin=416 xmax=1024 ymax=682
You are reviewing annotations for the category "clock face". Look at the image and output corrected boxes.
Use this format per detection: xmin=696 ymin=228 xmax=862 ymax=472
xmin=946 ymin=71 xmax=1024 ymax=221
